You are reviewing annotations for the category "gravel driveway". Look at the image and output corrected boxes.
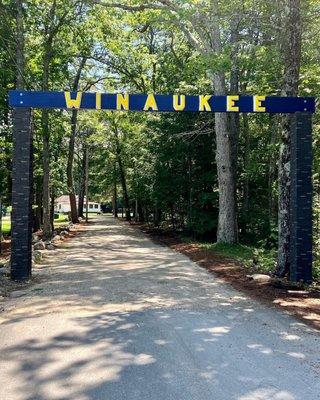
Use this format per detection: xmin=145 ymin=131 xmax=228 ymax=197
xmin=0 ymin=216 xmax=319 ymax=400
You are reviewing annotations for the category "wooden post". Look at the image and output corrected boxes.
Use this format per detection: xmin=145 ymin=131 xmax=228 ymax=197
xmin=290 ymin=112 xmax=313 ymax=283
xmin=11 ymin=108 xmax=33 ymax=281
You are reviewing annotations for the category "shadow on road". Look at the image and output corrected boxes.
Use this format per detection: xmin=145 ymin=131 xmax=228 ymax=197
xmin=1 ymin=217 xmax=319 ymax=400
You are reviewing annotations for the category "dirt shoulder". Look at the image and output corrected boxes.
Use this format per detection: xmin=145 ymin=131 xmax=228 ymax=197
xmin=128 ymin=221 xmax=320 ymax=331
xmin=0 ymin=222 xmax=85 ymax=302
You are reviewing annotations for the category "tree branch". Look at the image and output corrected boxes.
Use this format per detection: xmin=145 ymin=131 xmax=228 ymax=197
xmin=94 ymin=0 xmax=208 ymax=54
xmin=92 ymin=1 xmax=164 ymax=11
xmin=82 ymin=76 xmax=109 ymax=91
xmin=72 ymin=56 xmax=87 ymax=91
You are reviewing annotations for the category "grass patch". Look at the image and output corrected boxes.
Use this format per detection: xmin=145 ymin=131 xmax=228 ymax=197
xmin=1 ymin=219 xmax=11 ymax=235
xmin=54 ymin=214 xmax=69 ymax=222
xmin=202 ymin=243 xmax=254 ymax=260
xmin=200 ymin=242 xmax=277 ymax=274
xmin=54 ymin=214 xmax=69 ymax=227
xmin=1 ymin=214 xmax=69 ymax=234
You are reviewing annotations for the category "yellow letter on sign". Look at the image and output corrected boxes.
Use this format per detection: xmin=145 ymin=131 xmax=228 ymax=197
xmin=199 ymin=95 xmax=212 ymax=111
xmin=64 ymin=92 xmax=82 ymax=109
xmin=227 ymin=95 xmax=239 ymax=112
xmin=173 ymin=95 xmax=186 ymax=111
xmin=144 ymin=94 xmax=158 ymax=111
xmin=96 ymin=92 xmax=101 ymax=109
xmin=253 ymin=95 xmax=266 ymax=112
xmin=117 ymin=93 xmax=129 ymax=110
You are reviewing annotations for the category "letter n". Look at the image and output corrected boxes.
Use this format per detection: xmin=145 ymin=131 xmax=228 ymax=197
xmin=117 ymin=93 xmax=129 ymax=110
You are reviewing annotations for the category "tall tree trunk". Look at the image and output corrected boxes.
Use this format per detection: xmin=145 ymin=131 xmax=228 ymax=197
xmin=41 ymin=1 xmax=59 ymax=239
xmin=112 ymin=165 xmax=118 ymax=218
xmin=34 ymin=172 xmax=42 ymax=231
xmin=67 ymin=110 xmax=79 ymax=223
xmin=41 ymin=107 xmax=52 ymax=239
xmin=268 ymin=114 xmax=278 ymax=229
xmin=154 ymin=204 xmax=162 ymax=227
xmin=135 ymin=199 xmax=138 ymax=222
xmin=138 ymin=203 xmax=144 ymax=223
xmin=210 ymin=0 xmax=238 ymax=243
xmin=50 ymin=193 xmax=55 ymax=231
xmin=67 ymin=57 xmax=86 ymax=224
xmin=114 ymin=127 xmax=131 ymax=221
xmin=118 ymin=159 xmax=130 ymax=221
xmin=78 ymin=145 xmax=86 ymax=218
xmin=242 ymin=113 xmax=250 ymax=235
xmin=229 ymin=20 xmax=240 ymax=199
xmin=215 ymin=110 xmax=237 ymax=243
xmin=41 ymin=42 xmax=53 ymax=239
xmin=14 ymin=0 xmax=24 ymax=89
xmin=275 ymin=0 xmax=302 ymax=277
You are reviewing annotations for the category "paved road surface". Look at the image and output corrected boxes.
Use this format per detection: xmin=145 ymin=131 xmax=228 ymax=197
xmin=0 ymin=216 xmax=319 ymax=400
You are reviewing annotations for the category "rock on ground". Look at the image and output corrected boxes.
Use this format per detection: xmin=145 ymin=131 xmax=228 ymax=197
xmin=250 ymin=273 xmax=272 ymax=283
xmin=32 ymin=250 xmax=43 ymax=263
xmin=33 ymin=240 xmax=45 ymax=251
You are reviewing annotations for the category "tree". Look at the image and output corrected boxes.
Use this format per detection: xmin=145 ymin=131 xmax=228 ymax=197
xmin=94 ymin=0 xmax=239 ymax=243
xmin=27 ymin=0 xmax=95 ymax=237
xmin=38 ymin=0 xmax=75 ymax=238
xmin=67 ymin=57 xmax=87 ymax=224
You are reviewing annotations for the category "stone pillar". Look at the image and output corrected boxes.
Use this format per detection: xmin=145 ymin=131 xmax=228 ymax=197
xmin=290 ymin=112 xmax=313 ymax=283
xmin=11 ymin=108 xmax=33 ymax=281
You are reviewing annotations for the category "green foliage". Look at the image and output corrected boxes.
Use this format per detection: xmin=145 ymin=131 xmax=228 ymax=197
xmin=312 ymin=259 xmax=320 ymax=281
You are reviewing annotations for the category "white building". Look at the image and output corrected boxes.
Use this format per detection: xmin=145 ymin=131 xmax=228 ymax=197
xmin=55 ymin=195 xmax=101 ymax=214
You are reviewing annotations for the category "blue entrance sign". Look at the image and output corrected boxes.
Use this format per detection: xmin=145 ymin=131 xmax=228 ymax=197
xmin=9 ymin=90 xmax=315 ymax=113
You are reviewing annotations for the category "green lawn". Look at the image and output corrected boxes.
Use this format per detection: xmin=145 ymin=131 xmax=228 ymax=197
xmin=0 ymin=214 xmax=69 ymax=235
xmin=54 ymin=214 xmax=69 ymax=226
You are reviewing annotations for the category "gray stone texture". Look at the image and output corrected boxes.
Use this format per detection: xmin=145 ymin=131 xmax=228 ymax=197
xmin=10 ymin=108 xmax=33 ymax=281
xmin=290 ymin=113 xmax=313 ymax=282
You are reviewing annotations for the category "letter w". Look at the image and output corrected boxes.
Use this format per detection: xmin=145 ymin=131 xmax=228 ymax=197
xmin=64 ymin=92 xmax=82 ymax=109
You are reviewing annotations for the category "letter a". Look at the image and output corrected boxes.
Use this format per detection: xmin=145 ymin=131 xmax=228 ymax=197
xmin=117 ymin=93 xmax=129 ymax=110
xmin=199 ymin=95 xmax=212 ymax=111
xmin=173 ymin=95 xmax=186 ymax=111
xmin=64 ymin=92 xmax=82 ymax=109
xmin=144 ymin=94 xmax=158 ymax=111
